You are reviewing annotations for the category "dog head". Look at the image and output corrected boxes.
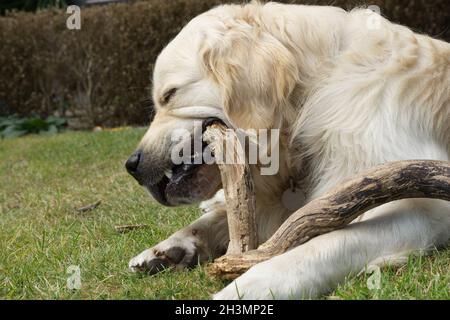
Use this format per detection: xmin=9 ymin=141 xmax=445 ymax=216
xmin=126 ymin=3 xmax=298 ymax=206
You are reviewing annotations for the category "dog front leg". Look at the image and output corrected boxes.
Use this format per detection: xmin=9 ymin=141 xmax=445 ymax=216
xmin=214 ymin=199 xmax=450 ymax=299
xmin=129 ymin=192 xmax=229 ymax=274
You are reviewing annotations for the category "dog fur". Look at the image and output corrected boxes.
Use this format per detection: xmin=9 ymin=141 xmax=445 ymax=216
xmin=128 ymin=2 xmax=450 ymax=299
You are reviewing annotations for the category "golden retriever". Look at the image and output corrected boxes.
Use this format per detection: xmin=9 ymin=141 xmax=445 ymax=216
xmin=125 ymin=1 xmax=450 ymax=299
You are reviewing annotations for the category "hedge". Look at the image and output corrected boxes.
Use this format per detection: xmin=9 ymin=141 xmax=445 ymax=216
xmin=0 ymin=0 xmax=449 ymax=128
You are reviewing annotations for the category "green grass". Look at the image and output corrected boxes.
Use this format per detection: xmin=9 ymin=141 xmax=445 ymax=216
xmin=0 ymin=129 xmax=448 ymax=299
xmin=334 ymin=252 xmax=450 ymax=300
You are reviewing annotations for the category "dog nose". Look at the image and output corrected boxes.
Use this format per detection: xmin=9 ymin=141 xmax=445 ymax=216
xmin=126 ymin=150 xmax=142 ymax=175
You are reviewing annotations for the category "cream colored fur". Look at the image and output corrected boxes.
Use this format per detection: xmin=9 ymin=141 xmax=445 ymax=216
xmin=129 ymin=2 xmax=450 ymax=299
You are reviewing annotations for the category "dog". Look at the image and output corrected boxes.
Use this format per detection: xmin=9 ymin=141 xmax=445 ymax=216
xmin=125 ymin=2 xmax=450 ymax=299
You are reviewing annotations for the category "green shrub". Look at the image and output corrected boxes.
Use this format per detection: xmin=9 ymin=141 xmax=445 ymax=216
xmin=0 ymin=0 xmax=67 ymax=15
xmin=0 ymin=0 xmax=449 ymax=128
xmin=0 ymin=115 xmax=67 ymax=138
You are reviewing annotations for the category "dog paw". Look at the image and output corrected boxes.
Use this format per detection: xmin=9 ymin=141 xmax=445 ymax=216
xmin=213 ymin=257 xmax=292 ymax=300
xmin=214 ymin=244 xmax=326 ymax=300
xmin=213 ymin=283 xmax=243 ymax=300
xmin=129 ymin=236 xmax=198 ymax=274
xmin=213 ymin=276 xmax=268 ymax=300
xmin=199 ymin=189 xmax=226 ymax=214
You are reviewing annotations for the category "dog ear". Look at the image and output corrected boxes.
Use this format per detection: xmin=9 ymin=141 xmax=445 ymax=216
xmin=201 ymin=22 xmax=299 ymax=130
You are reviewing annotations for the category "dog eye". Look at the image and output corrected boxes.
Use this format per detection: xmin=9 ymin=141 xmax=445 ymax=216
xmin=162 ymin=88 xmax=177 ymax=104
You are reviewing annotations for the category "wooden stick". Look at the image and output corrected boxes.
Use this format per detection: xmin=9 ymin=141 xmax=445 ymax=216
xmin=75 ymin=200 xmax=101 ymax=213
xmin=115 ymin=224 xmax=150 ymax=234
xmin=203 ymin=123 xmax=258 ymax=254
xmin=207 ymin=160 xmax=450 ymax=279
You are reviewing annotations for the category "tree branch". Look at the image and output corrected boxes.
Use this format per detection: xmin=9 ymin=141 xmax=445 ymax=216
xmin=203 ymin=123 xmax=258 ymax=254
xmin=206 ymin=160 xmax=450 ymax=279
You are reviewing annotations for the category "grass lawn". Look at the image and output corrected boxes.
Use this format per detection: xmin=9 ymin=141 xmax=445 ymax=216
xmin=0 ymin=128 xmax=448 ymax=299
